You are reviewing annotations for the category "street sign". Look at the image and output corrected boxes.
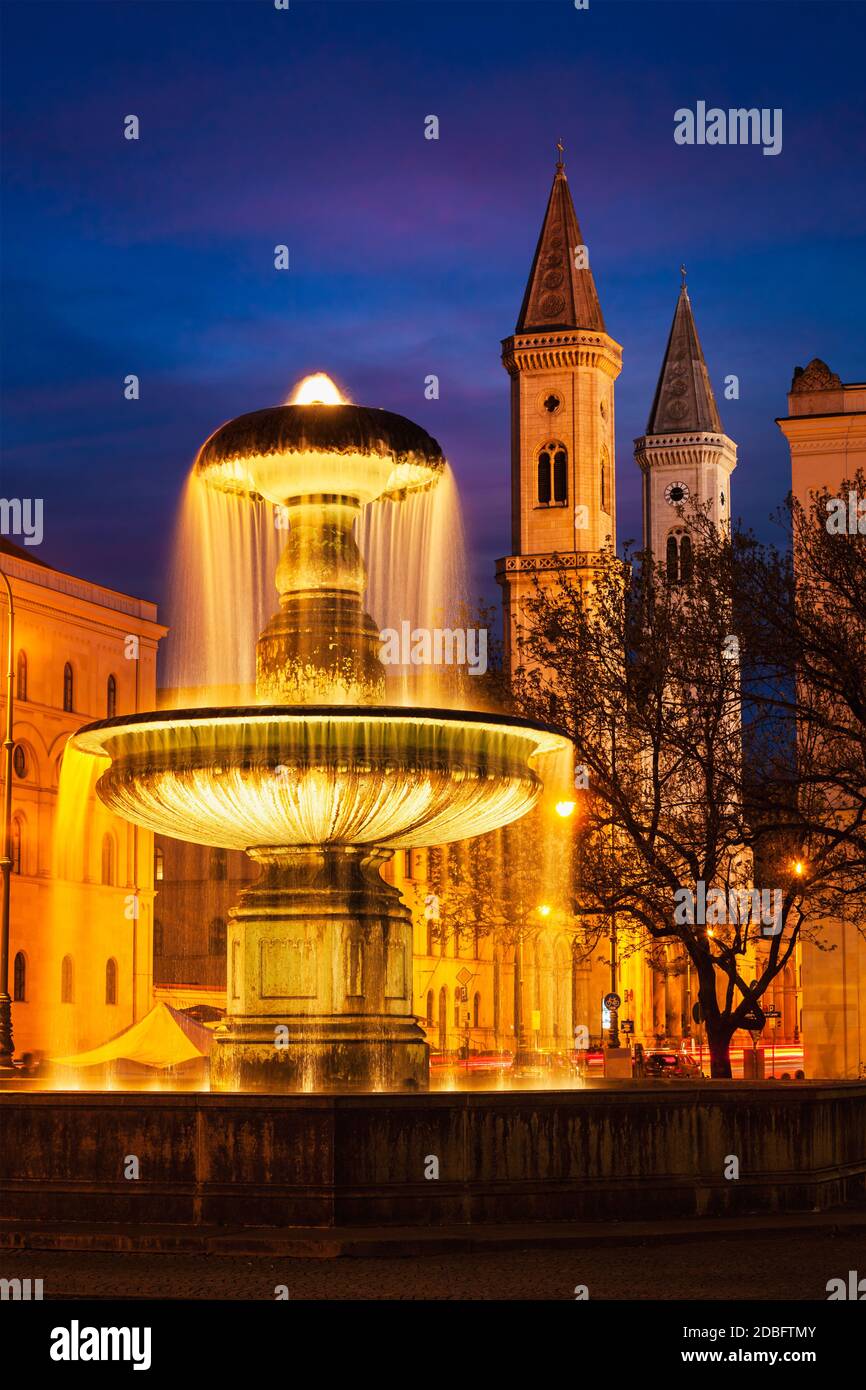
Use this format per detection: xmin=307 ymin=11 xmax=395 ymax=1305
xmin=741 ymin=1006 xmax=765 ymax=1031
xmin=763 ymin=1007 xmax=782 ymax=1019
xmin=457 ymin=967 xmax=472 ymax=986
xmin=603 ymin=992 xmax=621 ymax=1011
xmin=620 ymin=1019 xmax=635 ymax=1035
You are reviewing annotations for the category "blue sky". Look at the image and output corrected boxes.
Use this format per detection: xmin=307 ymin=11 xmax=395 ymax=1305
xmin=2 ymin=0 xmax=864 ymax=610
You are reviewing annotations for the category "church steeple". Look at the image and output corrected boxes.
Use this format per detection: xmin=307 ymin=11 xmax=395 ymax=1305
xmin=635 ymin=273 xmax=736 ymax=565
xmin=645 ymin=275 xmax=722 ymax=434
xmin=516 ymin=148 xmax=605 ymax=334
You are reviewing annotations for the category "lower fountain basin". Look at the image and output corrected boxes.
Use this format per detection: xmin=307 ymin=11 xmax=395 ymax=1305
xmin=72 ymin=705 xmax=569 ymax=852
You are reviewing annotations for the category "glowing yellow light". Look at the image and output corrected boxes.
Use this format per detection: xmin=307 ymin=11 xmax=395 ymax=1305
xmin=707 ymin=928 xmax=715 ymax=938
xmin=537 ymin=903 xmax=552 ymax=917
xmin=289 ymin=373 xmax=346 ymax=406
xmin=793 ymin=860 xmax=804 ymax=877
xmin=555 ymin=800 xmax=576 ymax=818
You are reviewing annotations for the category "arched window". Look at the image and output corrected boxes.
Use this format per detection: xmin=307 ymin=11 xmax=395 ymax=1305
xmin=438 ymin=986 xmax=447 ymax=1049
xmin=13 ymin=951 xmax=26 ymax=1002
xmin=537 ymin=450 xmax=551 ymax=505
xmin=61 ymin=955 xmax=74 ymax=1003
xmin=154 ymin=846 xmax=164 ymax=882
xmin=153 ymin=918 xmax=164 ymax=955
xmin=63 ymin=662 xmax=74 ymax=712
xmin=600 ymin=448 xmax=609 ymax=511
xmin=210 ymin=848 xmax=227 ymax=881
xmin=473 ymin=991 xmax=481 ymax=1028
xmin=426 ymin=990 xmax=434 ymax=1025
xmin=105 ymin=957 xmax=118 ymax=1005
xmin=106 ymin=674 xmax=117 ymax=718
xmin=12 ymin=744 xmax=27 ymax=779
xmin=667 ymin=531 xmax=693 ymax=585
xmin=680 ymin=533 xmax=693 ymax=582
xmin=16 ymin=651 xmax=27 ymax=702
xmin=209 ymin=917 xmax=227 ymax=955
xmin=553 ymin=447 xmax=567 ymax=503
xmin=101 ymin=834 xmax=115 ymax=885
xmin=11 ymin=817 xmax=22 ymax=875
xmin=454 ymin=996 xmax=462 ymax=1028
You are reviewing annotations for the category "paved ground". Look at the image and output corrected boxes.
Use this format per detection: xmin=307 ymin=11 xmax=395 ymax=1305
xmin=4 ymin=1228 xmax=866 ymax=1300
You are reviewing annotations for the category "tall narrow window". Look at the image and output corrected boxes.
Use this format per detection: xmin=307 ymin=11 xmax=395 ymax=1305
xmin=16 ymin=651 xmax=27 ymax=702
xmin=101 ymin=834 xmax=115 ymax=886
xmin=666 ymin=534 xmax=679 ymax=583
xmin=105 ymin=957 xmax=118 ymax=1005
xmin=154 ymin=846 xmax=165 ymax=882
xmin=61 ymin=955 xmax=74 ymax=1003
xmin=11 ymin=818 xmax=22 ymax=874
xmin=553 ymin=448 xmax=568 ymax=503
xmin=63 ymin=662 xmax=74 ymax=712
xmin=210 ymin=848 xmax=227 ymax=880
xmin=426 ymin=990 xmax=434 ymax=1025
xmin=680 ymin=533 xmax=693 ymax=582
xmin=473 ymin=991 xmax=481 ymax=1028
xmin=13 ymin=952 xmax=26 ymax=1002
xmin=537 ymin=450 xmax=552 ymax=505
xmin=106 ymin=674 xmax=117 ymax=718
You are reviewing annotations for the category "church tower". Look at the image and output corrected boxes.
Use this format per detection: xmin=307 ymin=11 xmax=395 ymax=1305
xmin=635 ymin=277 xmax=736 ymax=579
xmin=496 ymin=151 xmax=622 ymax=670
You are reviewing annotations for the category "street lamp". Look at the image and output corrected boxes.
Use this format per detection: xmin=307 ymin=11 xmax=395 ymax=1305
xmin=555 ymin=800 xmax=576 ymax=818
xmin=0 ymin=568 xmax=16 ymax=1071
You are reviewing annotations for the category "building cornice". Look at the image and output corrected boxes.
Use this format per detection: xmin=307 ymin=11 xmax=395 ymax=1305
xmin=634 ymin=431 xmax=737 ymax=473
xmin=501 ymin=328 xmax=622 ymax=379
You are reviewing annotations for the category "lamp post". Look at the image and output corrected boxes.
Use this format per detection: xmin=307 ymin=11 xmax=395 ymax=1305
xmin=0 ymin=567 xmax=16 ymax=1070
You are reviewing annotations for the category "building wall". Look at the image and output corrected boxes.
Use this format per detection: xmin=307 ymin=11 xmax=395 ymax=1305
xmin=778 ymin=362 xmax=866 ymax=1078
xmin=1 ymin=540 xmax=165 ymax=1059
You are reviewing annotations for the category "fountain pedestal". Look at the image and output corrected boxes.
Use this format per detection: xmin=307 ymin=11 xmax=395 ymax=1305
xmin=210 ymin=847 xmax=428 ymax=1092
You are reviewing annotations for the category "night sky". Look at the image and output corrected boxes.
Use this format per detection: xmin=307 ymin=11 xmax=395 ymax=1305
xmin=2 ymin=0 xmax=864 ymax=614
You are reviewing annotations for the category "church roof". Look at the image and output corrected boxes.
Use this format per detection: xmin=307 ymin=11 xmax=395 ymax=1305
xmin=516 ymin=153 xmax=605 ymax=334
xmin=646 ymin=281 xmax=722 ymax=435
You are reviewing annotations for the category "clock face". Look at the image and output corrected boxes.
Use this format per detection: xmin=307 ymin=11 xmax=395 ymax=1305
xmin=664 ymin=481 xmax=690 ymax=506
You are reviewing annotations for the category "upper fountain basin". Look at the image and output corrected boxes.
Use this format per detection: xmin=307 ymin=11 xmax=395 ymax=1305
xmin=72 ymin=706 xmax=570 ymax=853
xmin=194 ymin=404 xmax=446 ymax=507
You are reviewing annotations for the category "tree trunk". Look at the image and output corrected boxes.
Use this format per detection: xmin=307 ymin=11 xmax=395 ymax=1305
xmin=705 ymin=1018 xmax=735 ymax=1079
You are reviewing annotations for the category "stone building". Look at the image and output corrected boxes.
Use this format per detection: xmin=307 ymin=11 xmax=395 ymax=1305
xmin=0 ymin=537 xmax=164 ymax=1058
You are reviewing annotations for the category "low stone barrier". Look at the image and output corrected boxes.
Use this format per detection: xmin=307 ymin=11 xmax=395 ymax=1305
xmin=1 ymin=1082 xmax=864 ymax=1234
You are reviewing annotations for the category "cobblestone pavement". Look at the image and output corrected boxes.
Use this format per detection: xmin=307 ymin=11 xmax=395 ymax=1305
xmin=5 ymin=1230 xmax=866 ymax=1300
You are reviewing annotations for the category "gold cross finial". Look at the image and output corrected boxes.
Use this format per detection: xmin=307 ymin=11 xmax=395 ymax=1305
xmin=556 ymin=138 xmax=565 ymax=170
xmin=680 ymin=263 xmax=688 ymax=289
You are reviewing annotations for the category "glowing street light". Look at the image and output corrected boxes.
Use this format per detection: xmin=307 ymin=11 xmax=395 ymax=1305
xmin=555 ymin=800 xmax=577 ymax=818
xmin=537 ymin=903 xmax=552 ymax=918
xmin=793 ymin=860 xmax=805 ymax=877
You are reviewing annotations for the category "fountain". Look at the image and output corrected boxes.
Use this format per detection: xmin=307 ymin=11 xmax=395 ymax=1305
xmin=72 ymin=377 xmax=569 ymax=1092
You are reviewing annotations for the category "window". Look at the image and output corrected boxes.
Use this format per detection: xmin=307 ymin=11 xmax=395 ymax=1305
xmin=454 ymin=997 xmax=461 ymax=1028
xmin=11 ymin=818 xmax=22 ymax=875
xmin=101 ymin=834 xmax=115 ymax=885
xmin=12 ymin=744 xmax=27 ymax=779
xmin=63 ymin=662 xmax=74 ymax=712
xmin=538 ymin=442 xmax=567 ymax=505
xmin=667 ymin=531 xmax=693 ymax=584
xmin=61 ymin=955 xmax=74 ymax=1003
xmin=209 ymin=917 xmax=227 ymax=955
xmin=106 ymin=674 xmax=117 ymax=718
xmin=538 ymin=450 xmax=551 ymax=505
xmin=13 ymin=952 xmax=26 ymax=1002
xmin=210 ymin=848 xmax=227 ymax=881
xmin=543 ymin=393 xmax=561 ymax=414
xmin=473 ymin=992 xmax=481 ymax=1028
xmin=153 ymin=918 xmax=164 ymax=955
xmin=154 ymin=846 xmax=165 ymax=882
xmin=600 ymin=448 xmax=610 ymax=511
xmin=426 ymin=990 xmax=434 ymax=1025
xmin=105 ymin=957 xmax=118 ymax=1005
xmin=16 ymin=651 xmax=27 ymax=702
xmin=404 ymin=849 xmax=413 ymax=880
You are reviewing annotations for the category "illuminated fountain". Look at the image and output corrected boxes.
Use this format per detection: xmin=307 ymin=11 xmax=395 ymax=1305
xmin=73 ymin=376 xmax=569 ymax=1091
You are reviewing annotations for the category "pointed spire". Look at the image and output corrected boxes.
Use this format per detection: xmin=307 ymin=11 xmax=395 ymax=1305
xmin=646 ymin=278 xmax=722 ymax=434
xmin=516 ymin=148 xmax=605 ymax=334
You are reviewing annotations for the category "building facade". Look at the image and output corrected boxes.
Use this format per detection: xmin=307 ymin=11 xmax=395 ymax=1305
xmin=778 ymin=359 xmax=866 ymax=1078
xmin=1 ymin=538 xmax=165 ymax=1059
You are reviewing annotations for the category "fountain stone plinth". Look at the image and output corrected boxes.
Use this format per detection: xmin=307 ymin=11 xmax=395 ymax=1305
xmin=73 ymin=379 xmax=570 ymax=1092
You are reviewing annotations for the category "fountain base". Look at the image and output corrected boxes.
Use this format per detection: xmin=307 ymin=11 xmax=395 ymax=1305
xmin=210 ymin=845 xmax=429 ymax=1093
